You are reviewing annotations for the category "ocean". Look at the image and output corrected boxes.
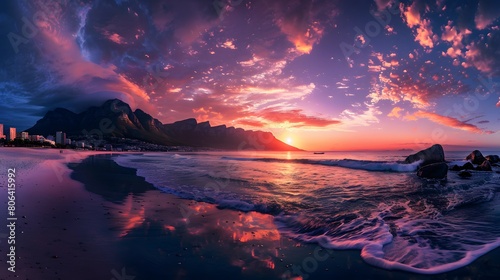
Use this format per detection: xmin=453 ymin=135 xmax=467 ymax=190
xmin=113 ymin=150 xmax=500 ymax=275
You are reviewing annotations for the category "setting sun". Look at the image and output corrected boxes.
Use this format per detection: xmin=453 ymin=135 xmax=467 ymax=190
xmin=286 ymin=137 xmax=292 ymax=145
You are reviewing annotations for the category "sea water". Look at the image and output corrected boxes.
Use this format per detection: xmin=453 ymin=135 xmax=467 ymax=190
xmin=113 ymin=150 xmax=500 ymax=274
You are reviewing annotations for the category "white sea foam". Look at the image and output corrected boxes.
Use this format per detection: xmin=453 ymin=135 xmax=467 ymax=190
xmin=220 ymin=156 xmax=424 ymax=172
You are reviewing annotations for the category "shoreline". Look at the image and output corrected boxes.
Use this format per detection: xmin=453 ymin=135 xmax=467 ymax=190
xmin=1 ymin=148 xmax=500 ymax=279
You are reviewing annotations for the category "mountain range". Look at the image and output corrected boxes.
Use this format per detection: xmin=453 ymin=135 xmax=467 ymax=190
xmin=26 ymin=99 xmax=300 ymax=151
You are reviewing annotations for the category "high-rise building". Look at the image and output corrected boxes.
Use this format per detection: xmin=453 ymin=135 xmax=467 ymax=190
xmin=0 ymin=123 xmax=4 ymax=139
xmin=56 ymin=131 xmax=66 ymax=145
xmin=21 ymin=131 xmax=29 ymax=140
xmin=9 ymin=127 xmax=16 ymax=141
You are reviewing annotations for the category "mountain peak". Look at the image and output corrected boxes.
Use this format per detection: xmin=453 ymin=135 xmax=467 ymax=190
xmin=101 ymin=98 xmax=132 ymax=114
xmin=26 ymin=99 xmax=301 ymax=151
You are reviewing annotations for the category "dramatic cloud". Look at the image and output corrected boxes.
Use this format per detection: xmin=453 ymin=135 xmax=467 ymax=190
xmin=272 ymin=0 xmax=336 ymax=55
xmin=474 ymin=0 xmax=500 ymax=29
xmin=368 ymin=57 xmax=469 ymax=108
xmin=408 ymin=110 xmax=495 ymax=134
xmin=463 ymin=31 xmax=500 ymax=75
xmin=441 ymin=21 xmax=471 ymax=58
xmin=401 ymin=1 xmax=421 ymax=28
xmin=256 ymin=108 xmax=341 ymax=128
xmin=400 ymin=1 xmax=437 ymax=49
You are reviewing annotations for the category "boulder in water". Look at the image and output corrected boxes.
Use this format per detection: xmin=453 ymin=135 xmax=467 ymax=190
xmin=476 ymin=160 xmax=492 ymax=171
xmin=450 ymin=165 xmax=462 ymax=171
xmin=417 ymin=162 xmax=448 ymax=179
xmin=485 ymin=155 xmax=500 ymax=163
xmin=462 ymin=162 xmax=474 ymax=170
xmin=458 ymin=171 xmax=472 ymax=178
xmin=405 ymin=144 xmax=445 ymax=166
xmin=466 ymin=150 xmax=486 ymax=165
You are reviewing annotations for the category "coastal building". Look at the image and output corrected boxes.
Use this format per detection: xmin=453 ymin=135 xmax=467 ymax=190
xmin=0 ymin=123 xmax=4 ymax=139
xmin=56 ymin=131 xmax=66 ymax=145
xmin=65 ymin=138 xmax=71 ymax=145
xmin=9 ymin=127 xmax=16 ymax=141
xmin=75 ymin=141 xmax=86 ymax=148
xmin=30 ymin=135 xmax=43 ymax=141
xmin=21 ymin=131 xmax=29 ymax=140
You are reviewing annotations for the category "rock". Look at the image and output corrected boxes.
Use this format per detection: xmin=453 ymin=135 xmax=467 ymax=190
xmin=485 ymin=155 xmax=500 ymax=163
xmin=417 ymin=162 xmax=448 ymax=179
xmin=458 ymin=171 xmax=472 ymax=178
xmin=466 ymin=150 xmax=486 ymax=165
xmin=462 ymin=162 xmax=474 ymax=170
xmin=450 ymin=165 xmax=462 ymax=171
xmin=405 ymin=144 xmax=445 ymax=166
xmin=476 ymin=160 xmax=492 ymax=171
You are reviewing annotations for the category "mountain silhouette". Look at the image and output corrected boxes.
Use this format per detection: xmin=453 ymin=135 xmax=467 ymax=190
xmin=26 ymin=99 xmax=300 ymax=151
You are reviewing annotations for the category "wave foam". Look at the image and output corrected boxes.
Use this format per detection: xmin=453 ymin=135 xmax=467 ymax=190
xmin=221 ymin=156 xmax=423 ymax=172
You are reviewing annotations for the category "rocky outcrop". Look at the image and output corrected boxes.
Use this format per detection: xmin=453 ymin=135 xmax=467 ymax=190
xmin=466 ymin=150 xmax=486 ymax=164
xmin=462 ymin=162 xmax=475 ymax=170
xmin=417 ymin=162 xmax=448 ymax=179
xmin=450 ymin=162 xmax=475 ymax=171
xmin=406 ymin=144 xmax=447 ymax=179
xmin=405 ymin=144 xmax=445 ymax=166
xmin=477 ymin=160 xmax=492 ymax=171
xmin=486 ymin=155 xmax=500 ymax=163
xmin=458 ymin=171 xmax=472 ymax=178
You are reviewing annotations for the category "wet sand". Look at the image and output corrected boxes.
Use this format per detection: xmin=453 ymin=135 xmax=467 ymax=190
xmin=1 ymin=149 xmax=500 ymax=279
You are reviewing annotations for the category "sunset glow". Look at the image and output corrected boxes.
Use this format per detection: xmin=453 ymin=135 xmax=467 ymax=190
xmin=1 ymin=0 xmax=499 ymax=151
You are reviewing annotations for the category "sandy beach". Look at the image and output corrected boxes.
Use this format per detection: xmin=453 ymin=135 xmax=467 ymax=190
xmin=1 ymin=148 xmax=500 ymax=279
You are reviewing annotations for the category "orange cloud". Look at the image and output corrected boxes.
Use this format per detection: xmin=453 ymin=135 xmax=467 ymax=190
xmin=409 ymin=110 xmax=495 ymax=134
xmin=415 ymin=19 xmax=436 ymax=48
xmin=236 ymin=119 xmax=266 ymax=128
xmin=400 ymin=2 xmax=436 ymax=49
xmin=387 ymin=106 xmax=404 ymax=118
xmin=401 ymin=1 xmax=421 ymax=28
xmin=273 ymin=0 xmax=335 ymax=55
xmin=258 ymin=108 xmax=341 ymax=128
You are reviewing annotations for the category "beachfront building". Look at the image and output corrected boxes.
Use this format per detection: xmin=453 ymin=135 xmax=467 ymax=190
xmin=9 ymin=127 xmax=16 ymax=141
xmin=65 ymin=138 xmax=71 ymax=145
xmin=56 ymin=131 xmax=66 ymax=145
xmin=21 ymin=131 xmax=29 ymax=140
xmin=0 ymin=123 xmax=4 ymax=139
xmin=30 ymin=135 xmax=43 ymax=141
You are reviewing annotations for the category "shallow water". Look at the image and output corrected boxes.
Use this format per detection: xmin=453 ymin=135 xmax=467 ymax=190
xmin=113 ymin=150 xmax=500 ymax=274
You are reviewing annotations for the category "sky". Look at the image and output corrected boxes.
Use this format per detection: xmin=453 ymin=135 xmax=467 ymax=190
xmin=0 ymin=0 xmax=499 ymax=151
